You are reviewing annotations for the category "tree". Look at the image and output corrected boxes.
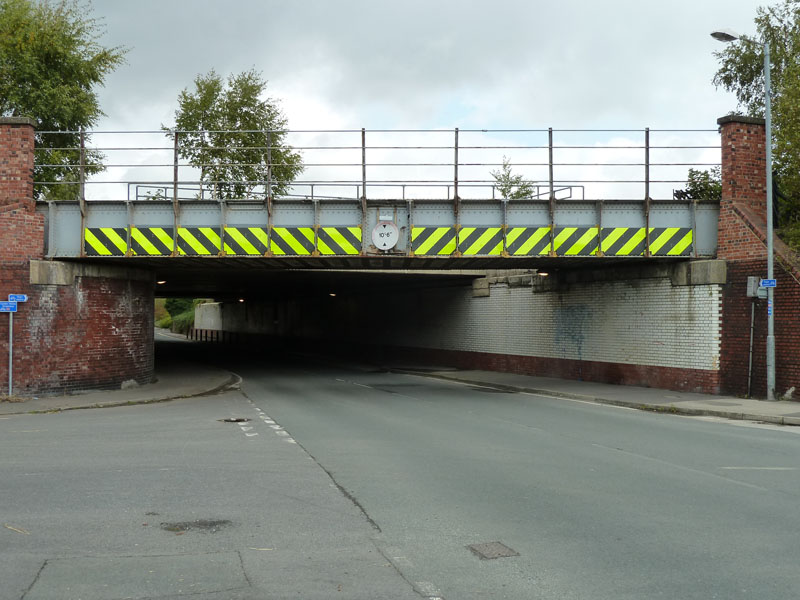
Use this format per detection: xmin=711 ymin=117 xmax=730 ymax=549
xmin=491 ymin=156 xmax=535 ymax=199
xmin=675 ymin=166 xmax=722 ymax=201
xmin=165 ymin=69 xmax=303 ymax=200
xmin=0 ymin=0 xmax=126 ymax=200
xmin=712 ymin=0 xmax=800 ymax=242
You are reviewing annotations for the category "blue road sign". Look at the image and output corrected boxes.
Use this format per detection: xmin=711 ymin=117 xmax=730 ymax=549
xmin=760 ymin=279 xmax=777 ymax=288
xmin=8 ymin=294 xmax=27 ymax=302
xmin=0 ymin=301 xmax=17 ymax=313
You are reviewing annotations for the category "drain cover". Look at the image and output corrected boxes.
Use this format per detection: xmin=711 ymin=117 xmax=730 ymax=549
xmin=219 ymin=418 xmax=250 ymax=423
xmin=467 ymin=541 xmax=519 ymax=560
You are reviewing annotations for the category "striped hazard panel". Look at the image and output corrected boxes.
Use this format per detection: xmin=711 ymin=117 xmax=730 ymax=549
xmin=648 ymin=227 xmax=693 ymax=256
xmin=84 ymin=227 xmax=128 ymax=256
xmin=223 ymin=227 xmax=269 ymax=255
xmin=458 ymin=227 xmax=504 ymax=256
xmin=269 ymin=227 xmax=315 ymax=255
xmin=600 ymin=227 xmax=647 ymax=256
xmin=131 ymin=227 xmax=174 ymax=255
xmin=552 ymin=227 xmax=600 ymax=256
xmin=177 ymin=227 xmax=221 ymax=255
xmin=267 ymin=226 xmax=361 ymax=256
xmin=505 ymin=227 xmax=551 ymax=256
xmin=316 ymin=227 xmax=362 ymax=255
xmin=411 ymin=227 xmax=457 ymax=255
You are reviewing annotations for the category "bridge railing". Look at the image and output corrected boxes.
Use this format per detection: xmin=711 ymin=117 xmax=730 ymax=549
xmin=33 ymin=128 xmax=719 ymax=204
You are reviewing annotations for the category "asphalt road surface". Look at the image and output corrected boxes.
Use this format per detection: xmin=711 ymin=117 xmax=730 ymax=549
xmin=238 ymin=357 xmax=800 ymax=600
xmin=2 ymin=350 xmax=800 ymax=599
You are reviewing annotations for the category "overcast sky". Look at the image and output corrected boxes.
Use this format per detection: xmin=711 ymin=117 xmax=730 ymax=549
xmin=83 ymin=0 xmax=769 ymax=201
xmin=92 ymin=0 xmax=765 ymax=131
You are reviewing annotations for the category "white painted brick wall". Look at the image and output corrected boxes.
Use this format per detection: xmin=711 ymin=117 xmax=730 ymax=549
xmin=365 ymin=277 xmax=722 ymax=371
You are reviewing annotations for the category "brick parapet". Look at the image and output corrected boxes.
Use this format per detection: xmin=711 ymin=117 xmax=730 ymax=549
xmin=0 ymin=118 xmax=36 ymax=212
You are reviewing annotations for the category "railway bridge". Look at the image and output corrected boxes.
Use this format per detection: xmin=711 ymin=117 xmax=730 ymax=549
xmin=1 ymin=116 xmax=797 ymax=398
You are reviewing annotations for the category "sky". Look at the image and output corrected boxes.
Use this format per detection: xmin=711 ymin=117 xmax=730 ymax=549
xmin=83 ymin=0 xmax=769 ymax=201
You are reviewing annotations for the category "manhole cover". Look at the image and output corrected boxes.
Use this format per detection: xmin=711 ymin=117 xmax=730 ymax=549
xmin=160 ymin=519 xmax=232 ymax=533
xmin=219 ymin=418 xmax=250 ymax=423
xmin=467 ymin=541 xmax=520 ymax=560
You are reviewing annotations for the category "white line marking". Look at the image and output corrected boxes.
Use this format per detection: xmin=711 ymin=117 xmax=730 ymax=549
xmin=720 ymin=466 xmax=796 ymax=471
xmin=275 ymin=430 xmax=289 ymax=437
xmin=245 ymin=433 xmax=259 ymax=437
xmin=415 ymin=582 xmax=442 ymax=597
xmin=240 ymin=426 xmax=253 ymax=432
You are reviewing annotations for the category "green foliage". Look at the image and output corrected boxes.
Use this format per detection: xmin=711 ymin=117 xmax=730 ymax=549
xmin=170 ymin=309 xmax=194 ymax=335
xmin=712 ymin=0 xmax=800 ymax=247
xmin=155 ymin=314 xmax=172 ymax=329
xmin=0 ymin=0 xmax=126 ymax=200
xmin=677 ymin=166 xmax=722 ymax=201
xmin=164 ymin=297 xmax=193 ymax=318
xmin=165 ymin=69 xmax=303 ymax=199
xmin=491 ymin=156 xmax=535 ymax=199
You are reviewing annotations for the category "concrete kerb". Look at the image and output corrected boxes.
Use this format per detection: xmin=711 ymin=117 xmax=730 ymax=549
xmin=394 ymin=369 xmax=800 ymax=427
xmin=0 ymin=372 xmax=241 ymax=416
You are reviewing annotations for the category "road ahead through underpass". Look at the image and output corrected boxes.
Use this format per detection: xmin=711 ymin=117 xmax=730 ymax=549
xmin=239 ymin=358 xmax=800 ymax=600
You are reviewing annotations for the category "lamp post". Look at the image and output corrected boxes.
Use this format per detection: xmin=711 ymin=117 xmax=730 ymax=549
xmin=711 ymin=29 xmax=776 ymax=400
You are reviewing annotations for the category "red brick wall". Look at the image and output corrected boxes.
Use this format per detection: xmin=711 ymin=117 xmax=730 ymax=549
xmin=0 ymin=118 xmax=35 ymax=212
xmin=0 ymin=119 xmax=154 ymax=396
xmin=720 ymin=259 xmax=800 ymax=398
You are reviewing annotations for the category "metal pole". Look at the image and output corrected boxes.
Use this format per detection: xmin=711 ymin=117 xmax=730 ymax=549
xmin=747 ymin=299 xmax=755 ymax=398
xmin=644 ymin=127 xmax=651 ymax=256
xmin=79 ymin=130 xmax=86 ymax=257
xmin=172 ymin=131 xmax=180 ymax=256
xmin=548 ymin=128 xmax=555 ymax=255
xmin=361 ymin=128 xmax=367 ymax=256
xmin=8 ymin=312 xmax=12 ymax=396
xmin=764 ymin=41 xmax=776 ymax=401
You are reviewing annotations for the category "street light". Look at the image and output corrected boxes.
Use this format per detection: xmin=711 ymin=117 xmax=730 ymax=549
xmin=711 ymin=29 xmax=776 ymax=400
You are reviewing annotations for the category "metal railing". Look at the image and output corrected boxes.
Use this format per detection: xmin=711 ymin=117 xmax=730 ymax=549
xmin=33 ymin=127 xmax=721 ymax=205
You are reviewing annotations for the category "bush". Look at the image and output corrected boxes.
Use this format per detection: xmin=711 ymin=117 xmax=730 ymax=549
xmin=155 ymin=314 xmax=172 ymax=329
xmin=171 ymin=309 xmax=195 ymax=335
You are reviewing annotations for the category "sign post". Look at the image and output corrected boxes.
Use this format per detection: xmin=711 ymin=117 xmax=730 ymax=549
xmin=2 ymin=295 xmax=26 ymax=396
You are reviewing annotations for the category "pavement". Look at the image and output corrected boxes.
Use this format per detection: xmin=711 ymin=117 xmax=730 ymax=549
xmin=392 ymin=366 xmax=800 ymax=427
xmin=2 ymin=331 xmax=798 ymax=427
xmin=0 ymin=329 xmax=237 ymax=416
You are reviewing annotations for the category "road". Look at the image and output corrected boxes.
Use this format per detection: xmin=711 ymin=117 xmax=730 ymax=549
xmin=2 ymin=350 xmax=799 ymax=599
xmin=238 ymin=358 xmax=800 ymax=600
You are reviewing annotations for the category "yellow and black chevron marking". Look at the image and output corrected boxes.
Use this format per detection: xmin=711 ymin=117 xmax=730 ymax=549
xmin=505 ymin=227 xmax=551 ymax=256
xmin=222 ymin=227 xmax=269 ymax=255
xmin=84 ymin=227 xmax=128 ymax=256
xmin=411 ymin=227 xmax=457 ymax=255
xmin=177 ymin=227 xmax=221 ymax=255
xmin=648 ymin=227 xmax=693 ymax=256
xmin=600 ymin=227 xmax=647 ymax=256
xmin=458 ymin=227 xmax=504 ymax=256
xmin=317 ymin=227 xmax=362 ymax=255
xmin=130 ymin=227 xmax=174 ymax=255
xmin=269 ymin=227 xmax=316 ymax=255
xmin=552 ymin=227 xmax=600 ymax=256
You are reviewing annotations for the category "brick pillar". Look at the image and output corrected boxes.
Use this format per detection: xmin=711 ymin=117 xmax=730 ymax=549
xmin=0 ymin=117 xmax=36 ymax=213
xmin=716 ymin=115 xmax=768 ymax=260
xmin=717 ymin=115 xmax=800 ymax=399
xmin=0 ymin=118 xmax=155 ymax=396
